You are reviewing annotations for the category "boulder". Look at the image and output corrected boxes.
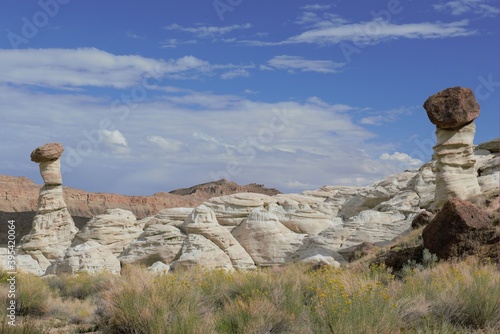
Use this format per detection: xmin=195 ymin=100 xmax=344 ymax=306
xmin=348 ymin=241 xmax=379 ymax=262
xmin=411 ymin=210 xmax=434 ymax=229
xmin=30 ymin=142 xmax=64 ymax=163
xmin=422 ymin=198 xmax=498 ymax=259
xmin=148 ymin=261 xmax=170 ymax=274
xmin=423 ymin=86 xmax=480 ymax=129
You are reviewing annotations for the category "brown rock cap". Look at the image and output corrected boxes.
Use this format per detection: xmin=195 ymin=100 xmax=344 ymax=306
xmin=423 ymin=87 xmax=480 ymax=129
xmin=31 ymin=142 xmax=64 ymax=163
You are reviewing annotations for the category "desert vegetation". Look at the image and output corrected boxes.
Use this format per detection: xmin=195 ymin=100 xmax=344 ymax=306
xmin=0 ymin=251 xmax=498 ymax=334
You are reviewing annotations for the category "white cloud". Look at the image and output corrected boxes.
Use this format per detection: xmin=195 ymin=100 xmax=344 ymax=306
xmin=220 ymin=69 xmax=251 ymax=80
xmin=287 ymin=19 xmax=474 ymax=45
xmin=433 ymin=0 xmax=499 ymax=16
xmin=296 ymin=11 xmax=347 ymax=27
xmin=359 ymin=107 xmax=413 ymax=126
xmin=266 ymin=55 xmax=345 ymax=73
xmin=301 ymin=4 xmax=331 ymax=11
xmin=242 ymin=19 xmax=474 ymax=46
xmin=101 ymin=129 xmax=129 ymax=155
xmin=164 ymin=23 xmax=252 ymax=37
xmin=160 ymin=38 xmax=198 ymax=49
xmin=0 ymin=48 xmax=215 ymax=88
xmin=125 ymin=32 xmax=146 ymax=39
xmin=0 ymin=83 xmax=427 ymax=194
xmin=147 ymin=136 xmax=185 ymax=152
xmin=379 ymin=152 xmax=423 ymax=166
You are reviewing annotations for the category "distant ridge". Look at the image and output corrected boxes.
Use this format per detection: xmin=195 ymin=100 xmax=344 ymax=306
xmin=0 ymin=176 xmax=281 ymax=243
xmin=166 ymin=179 xmax=281 ymax=198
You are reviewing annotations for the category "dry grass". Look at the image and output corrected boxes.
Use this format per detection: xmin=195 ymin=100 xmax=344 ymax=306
xmin=0 ymin=254 xmax=498 ymax=333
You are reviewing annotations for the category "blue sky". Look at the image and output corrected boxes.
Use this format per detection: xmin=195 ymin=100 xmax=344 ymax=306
xmin=0 ymin=0 xmax=498 ymax=195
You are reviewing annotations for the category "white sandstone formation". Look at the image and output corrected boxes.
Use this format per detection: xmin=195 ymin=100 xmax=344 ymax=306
xmin=433 ymin=122 xmax=481 ymax=208
xmin=204 ymin=192 xmax=277 ymax=227
xmin=171 ymin=234 xmax=233 ymax=271
xmin=47 ymin=240 xmax=120 ymax=275
xmin=181 ymin=205 xmax=256 ymax=270
xmin=423 ymin=87 xmax=481 ymax=209
xmin=20 ymin=143 xmax=78 ymax=272
xmin=119 ymin=222 xmax=186 ymax=267
xmin=0 ymin=248 xmax=46 ymax=276
xmin=232 ymin=208 xmax=305 ymax=266
xmin=73 ymin=209 xmax=142 ymax=256
xmin=8 ymin=136 xmax=499 ymax=276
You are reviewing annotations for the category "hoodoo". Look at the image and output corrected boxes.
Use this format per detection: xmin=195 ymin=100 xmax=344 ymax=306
xmin=423 ymin=87 xmax=481 ymax=209
xmin=19 ymin=143 xmax=78 ymax=271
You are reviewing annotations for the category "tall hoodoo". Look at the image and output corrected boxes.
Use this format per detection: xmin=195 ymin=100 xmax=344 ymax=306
xmin=423 ymin=87 xmax=481 ymax=209
xmin=20 ymin=143 xmax=78 ymax=271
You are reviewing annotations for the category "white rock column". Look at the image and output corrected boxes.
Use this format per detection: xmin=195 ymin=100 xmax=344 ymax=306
xmin=423 ymin=87 xmax=481 ymax=209
xmin=20 ymin=143 xmax=78 ymax=271
xmin=433 ymin=122 xmax=480 ymax=208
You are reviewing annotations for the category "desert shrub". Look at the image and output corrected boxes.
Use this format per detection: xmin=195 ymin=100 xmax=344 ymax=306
xmin=401 ymin=248 xmax=438 ymax=277
xmin=215 ymin=297 xmax=296 ymax=334
xmin=47 ymin=297 xmax=96 ymax=325
xmin=0 ymin=319 xmax=49 ymax=334
xmin=305 ymin=264 xmax=402 ymax=333
xmin=15 ymin=273 xmax=52 ymax=316
xmin=96 ymin=266 xmax=209 ymax=334
xmin=46 ymin=271 xmax=111 ymax=300
xmin=206 ymin=266 xmax=312 ymax=334
xmin=400 ymin=257 xmax=500 ymax=331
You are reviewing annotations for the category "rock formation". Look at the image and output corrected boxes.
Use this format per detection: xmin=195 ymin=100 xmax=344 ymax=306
xmin=4 ymin=138 xmax=498 ymax=276
xmin=172 ymin=234 xmax=233 ymax=271
xmin=423 ymin=87 xmax=481 ymax=209
xmin=20 ymin=143 xmax=78 ymax=271
xmin=422 ymin=198 xmax=498 ymax=260
xmin=232 ymin=208 xmax=305 ymax=266
xmin=411 ymin=210 xmax=434 ymax=229
xmin=119 ymin=208 xmax=191 ymax=266
xmin=47 ymin=240 xmax=121 ymax=275
xmin=181 ymin=205 xmax=255 ymax=270
xmin=72 ymin=209 xmax=143 ymax=256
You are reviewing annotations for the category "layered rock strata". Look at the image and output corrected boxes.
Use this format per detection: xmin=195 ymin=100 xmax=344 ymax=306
xmin=20 ymin=143 xmax=78 ymax=271
xmin=181 ymin=205 xmax=256 ymax=270
xmin=423 ymin=87 xmax=481 ymax=209
xmin=7 ymin=138 xmax=499 ymax=276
